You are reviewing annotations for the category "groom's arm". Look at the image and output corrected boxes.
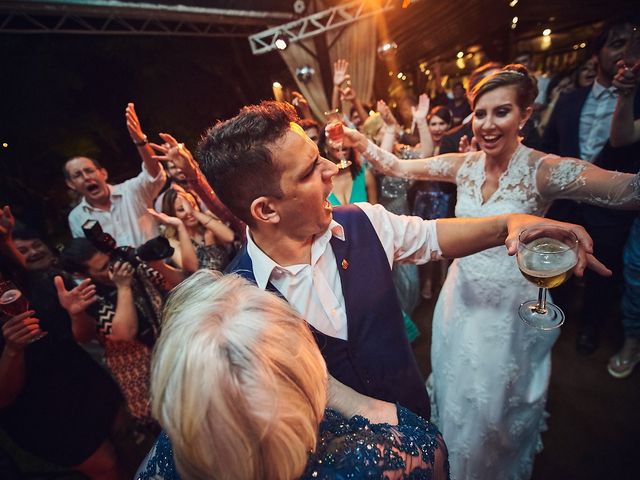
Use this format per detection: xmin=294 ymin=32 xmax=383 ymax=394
xmin=436 ymin=213 xmax=610 ymax=277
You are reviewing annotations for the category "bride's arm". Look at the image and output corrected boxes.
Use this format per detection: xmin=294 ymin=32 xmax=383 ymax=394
xmin=345 ymin=128 xmax=463 ymax=183
xmin=536 ymin=155 xmax=640 ymax=209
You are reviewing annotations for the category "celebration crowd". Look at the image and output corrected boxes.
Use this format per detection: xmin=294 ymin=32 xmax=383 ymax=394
xmin=1 ymin=16 xmax=639 ymax=480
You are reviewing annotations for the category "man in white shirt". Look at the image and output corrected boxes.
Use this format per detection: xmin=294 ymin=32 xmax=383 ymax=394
xmin=197 ymin=101 xmax=602 ymax=424
xmin=66 ymin=103 xmax=166 ymax=247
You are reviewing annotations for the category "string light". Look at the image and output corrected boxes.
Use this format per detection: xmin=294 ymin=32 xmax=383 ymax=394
xmin=397 ymin=72 xmax=403 ymax=79
xmin=457 ymin=51 xmax=464 ymax=59
xmin=509 ymin=0 xmax=518 ymax=6
xmin=542 ymin=28 xmax=552 ymax=36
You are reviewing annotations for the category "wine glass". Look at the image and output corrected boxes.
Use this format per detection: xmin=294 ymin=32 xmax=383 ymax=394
xmin=324 ymin=109 xmax=352 ymax=170
xmin=516 ymin=225 xmax=579 ymax=330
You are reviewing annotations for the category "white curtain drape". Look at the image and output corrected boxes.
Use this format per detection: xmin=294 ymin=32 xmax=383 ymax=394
xmin=278 ymin=38 xmax=330 ymax=119
xmin=327 ymin=16 xmax=377 ymax=108
xmin=278 ymin=3 xmax=378 ymax=120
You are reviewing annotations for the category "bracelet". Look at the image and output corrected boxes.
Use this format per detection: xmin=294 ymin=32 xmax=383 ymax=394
xmin=203 ymin=218 xmax=213 ymax=226
xmin=133 ymin=135 xmax=148 ymax=147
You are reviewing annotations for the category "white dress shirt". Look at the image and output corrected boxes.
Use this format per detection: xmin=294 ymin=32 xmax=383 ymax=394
xmin=246 ymin=203 xmax=441 ymax=340
xmin=68 ymin=163 xmax=166 ymax=247
xmin=579 ymin=80 xmax=618 ymax=162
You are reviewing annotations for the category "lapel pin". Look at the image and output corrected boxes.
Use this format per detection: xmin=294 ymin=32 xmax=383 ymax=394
xmin=341 ymin=258 xmax=349 ymax=270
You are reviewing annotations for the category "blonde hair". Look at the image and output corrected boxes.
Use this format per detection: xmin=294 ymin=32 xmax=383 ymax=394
xmin=150 ymin=271 xmax=327 ymax=480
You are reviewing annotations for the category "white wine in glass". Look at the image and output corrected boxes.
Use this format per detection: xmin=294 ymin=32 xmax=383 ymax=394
xmin=516 ymin=226 xmax=578 ymax=330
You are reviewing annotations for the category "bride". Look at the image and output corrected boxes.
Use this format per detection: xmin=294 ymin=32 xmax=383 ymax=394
xmin=344 ymin=64 xmax=640 ymax=479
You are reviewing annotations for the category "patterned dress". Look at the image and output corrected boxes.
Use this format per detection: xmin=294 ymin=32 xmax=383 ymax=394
xmin=91 ymin=263 xmax=165 ymax=426
xmin=136 ymin=405 xmax=449 ymax=479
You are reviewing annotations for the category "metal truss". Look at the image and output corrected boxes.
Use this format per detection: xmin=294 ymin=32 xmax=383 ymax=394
xmin=248 ymin=0 xmax=397 ymax=55
xmin=0 ymin=1 xmax=294 ymax=37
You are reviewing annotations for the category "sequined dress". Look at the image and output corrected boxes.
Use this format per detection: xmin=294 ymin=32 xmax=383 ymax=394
xmin=361 ymin=140 xmax=640 ymax=480
xmin=136 ymin=405 xmax=449 ymax=479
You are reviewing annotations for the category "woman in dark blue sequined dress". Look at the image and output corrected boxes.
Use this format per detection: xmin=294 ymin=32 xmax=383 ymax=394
xmin=136 ymin=271 xmax=449 ymax=480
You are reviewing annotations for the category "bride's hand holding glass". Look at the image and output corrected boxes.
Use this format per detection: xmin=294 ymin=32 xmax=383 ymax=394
xmin=324 ymin=110 xmax=352 ymax=170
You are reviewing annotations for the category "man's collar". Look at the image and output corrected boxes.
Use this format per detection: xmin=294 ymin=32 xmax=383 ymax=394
xmin=591 ymin=79 xmax=616 ymax=99
xmin=245 ymin=219 xmax=345 ymax=290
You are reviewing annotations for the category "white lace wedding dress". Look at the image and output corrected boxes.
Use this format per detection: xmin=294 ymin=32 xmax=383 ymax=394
xmin=430 ymin=144 xmax=555 ymax=480
xmin=362 ymin=140 xmax=640 ymax=480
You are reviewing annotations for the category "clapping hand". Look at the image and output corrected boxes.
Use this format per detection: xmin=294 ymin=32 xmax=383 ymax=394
xmin=1 ymin=311 xmax=46 ymax=351
xmin=54 ymin=276 xmax=97 ymax=316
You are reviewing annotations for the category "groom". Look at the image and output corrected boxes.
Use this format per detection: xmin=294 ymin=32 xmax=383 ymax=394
xmin=196 ymin=101 xmax=604 ymax=423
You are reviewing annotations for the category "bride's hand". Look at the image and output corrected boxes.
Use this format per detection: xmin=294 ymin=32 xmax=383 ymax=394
xmin=342 ymin=127 xmax=368 ymax=152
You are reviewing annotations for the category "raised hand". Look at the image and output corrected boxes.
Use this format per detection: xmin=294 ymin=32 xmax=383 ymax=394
xmin=412 ymin=94 xmax=430 ymax=122
xmin=0 ymin=205 xmax=15 ymax=241
xmin=376 ymin=100 xmax=398 ymax=127
xmin=108 ymin=261 xmax=135 ymax=289
xmin=125 ymin=103 xmax=147 ymax=144
xmin=1 ymin=311 xmax=45 ymax=351
xmin=146 ymin=208 xmax=183 ymax=228
xmin=150 ymin=133 xmax=200 ymax=183
xmin=54 ymin=276 xmax=97 ymax=316
xmin=333 ymin=59 xmax=351 ymax=87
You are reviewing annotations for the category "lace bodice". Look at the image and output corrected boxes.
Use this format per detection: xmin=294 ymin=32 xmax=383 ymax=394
xmin=454 ymin=145 xmax=548 ymax=218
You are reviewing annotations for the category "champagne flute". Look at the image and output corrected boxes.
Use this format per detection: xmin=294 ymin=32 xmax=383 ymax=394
xmin=324 ymin=109 xmax=352 ymax=170
xmin=516 ymin=226 xmax=578 ymax=330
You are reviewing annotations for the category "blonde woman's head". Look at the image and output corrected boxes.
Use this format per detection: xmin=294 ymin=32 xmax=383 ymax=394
xmin=150 ymin=271 xmax=327 ymax=480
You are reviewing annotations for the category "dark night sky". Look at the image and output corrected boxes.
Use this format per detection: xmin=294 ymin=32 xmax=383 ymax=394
xmin=0 ymin=32 xmax=290 ymax=238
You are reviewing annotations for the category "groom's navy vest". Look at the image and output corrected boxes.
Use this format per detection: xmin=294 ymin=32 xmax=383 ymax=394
xmin=227 ymin=205 xmax=430 ymax=420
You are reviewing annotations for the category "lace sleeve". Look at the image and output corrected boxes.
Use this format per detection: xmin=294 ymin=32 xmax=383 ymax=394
xmin=537 ymin=154 xmax=640 ymax=209
xmin=361 ymin=139 xmax=462 ymax=184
